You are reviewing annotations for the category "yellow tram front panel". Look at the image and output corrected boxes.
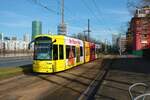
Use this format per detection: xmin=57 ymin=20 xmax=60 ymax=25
xmin=33 ymin=35 xmax=66 ymax=73
xmin=33 ymin=60 xmax=53 ymax=73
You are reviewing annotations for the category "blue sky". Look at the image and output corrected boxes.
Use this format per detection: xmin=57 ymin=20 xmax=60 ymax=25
xmin=0 ymin=0 xmax=131 ymax=42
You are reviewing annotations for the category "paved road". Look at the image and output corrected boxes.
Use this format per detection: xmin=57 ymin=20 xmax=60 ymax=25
xmin=0 ymin=56 xmax=33 ymax=67
xmin=0 ymin=59 xmax=105 ymax=100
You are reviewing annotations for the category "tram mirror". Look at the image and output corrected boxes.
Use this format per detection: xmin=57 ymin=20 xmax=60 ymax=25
xmin=28 ymin=42 xmax=32 ymax=50
xmin=28 ymin=44 xmax=31 ymax=50
xmin=52 ymin=39 xmax=56 ymax=44
xmin=54 ymin=39 xmax=56 ymax=43
xmin=28 ymin=39 xmax=35 ymax=50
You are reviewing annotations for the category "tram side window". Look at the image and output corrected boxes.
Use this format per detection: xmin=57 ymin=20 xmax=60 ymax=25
xmin=59 ymin=45 xmax=64 ymax=59
xmin=53 ymin=45 xmax=58 ymax=60
xmin=66 ymin=45 xmax=70 ymax=59
xmin=72 ymin=46 xmax=76 ymax=57
xmin=80 ymin=47 xmax=83 ymax=56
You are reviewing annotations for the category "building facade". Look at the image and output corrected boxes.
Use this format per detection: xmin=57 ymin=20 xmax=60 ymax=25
xmin=118 ymin=36 xmax=127 ymax=53
xmin=127 ymin=6 xmax=150 ymax=53
xmin=0 ymin=33 xmax=30 ymax=53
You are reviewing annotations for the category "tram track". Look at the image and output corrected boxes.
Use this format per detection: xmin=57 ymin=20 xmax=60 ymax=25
xmin=42 ymin=59 xmax=103 ymax=100
xmin=0 ymin=57 xmax=113 ymax=100
xmin=78 ymin=58 xmax=113 ymax=100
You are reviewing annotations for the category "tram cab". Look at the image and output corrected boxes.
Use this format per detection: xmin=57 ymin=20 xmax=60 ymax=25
xmin=31 ymin=35 xmax=64 ymax=73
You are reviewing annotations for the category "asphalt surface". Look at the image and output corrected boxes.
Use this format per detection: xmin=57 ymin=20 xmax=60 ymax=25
xmin=1 ymin=55 xmax=150 ymax=100
xmin=0 ymin=58 xmax=105 ymax=100
xmin=0 ymin=56 xmax=33 ymax=67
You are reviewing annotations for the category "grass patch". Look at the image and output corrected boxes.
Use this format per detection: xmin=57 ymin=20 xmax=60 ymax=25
xmin=0 ymin=65 xmax=32 ymax=81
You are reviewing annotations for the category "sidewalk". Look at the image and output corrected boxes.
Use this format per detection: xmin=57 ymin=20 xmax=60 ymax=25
xmin=95 ymin=57 xmax=150 ymax=100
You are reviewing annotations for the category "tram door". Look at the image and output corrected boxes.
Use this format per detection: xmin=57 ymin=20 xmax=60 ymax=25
xmin=53 ymin=44 xmax=65 ymax=72
xmin=58 ymin=45 xmax=65 ymax=71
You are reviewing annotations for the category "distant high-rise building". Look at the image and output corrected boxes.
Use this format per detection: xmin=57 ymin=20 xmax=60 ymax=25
xmin=24 ymin=33 xmax=29 ymax=42
xmin=112 ymin=33 xmax=120 ymax=46
xmin=0 ymin=33 xmax=3 ymax=41
xmin=32 ymin=21 xmax=42 ymax=40
xmin=0 ymin=33 xmax=3 ymax=51
xmin=118 ymin=36 xmax=127 ymax=53
xmin=11 ymin=36 xmax=17 ymax=41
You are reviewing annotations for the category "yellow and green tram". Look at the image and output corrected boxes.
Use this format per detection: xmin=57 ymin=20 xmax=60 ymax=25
xmin=31 ymin=34 xmax=100 ymax=73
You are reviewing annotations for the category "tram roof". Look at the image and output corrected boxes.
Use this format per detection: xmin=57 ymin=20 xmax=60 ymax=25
xmin=34 ymin=34 xmax=97 ymax=44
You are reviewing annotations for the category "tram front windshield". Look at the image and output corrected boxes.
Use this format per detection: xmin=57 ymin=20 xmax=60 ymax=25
xmin=34 ymin=37 xmax=52 ymax=60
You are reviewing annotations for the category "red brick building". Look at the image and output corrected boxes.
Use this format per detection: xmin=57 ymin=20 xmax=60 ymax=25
xmin=127 ymin=6 xmax=150 ymax=51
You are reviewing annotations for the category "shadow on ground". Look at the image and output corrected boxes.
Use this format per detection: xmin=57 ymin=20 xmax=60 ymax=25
xmin=18 ymin=57 xmax=150 ymax=100
xmin=19 ymin=64 xmax=33 ymax=74
xmin=110 ymin=57 xmax=150 ymax=74
xmin=96 ymin=57 xmax=150 ymax=100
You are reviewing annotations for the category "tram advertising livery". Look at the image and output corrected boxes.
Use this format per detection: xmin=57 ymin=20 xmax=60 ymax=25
xmin=31 ymin=34 xmax=101 ymax=73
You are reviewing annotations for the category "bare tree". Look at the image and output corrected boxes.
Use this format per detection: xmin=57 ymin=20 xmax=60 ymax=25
xmin=127 ymin=0 xmax=140 ymax=15
xmin=142 ymin=0 xmax=150 ymax=6
xmin=127 ymin=0 xmax=150 ymax=15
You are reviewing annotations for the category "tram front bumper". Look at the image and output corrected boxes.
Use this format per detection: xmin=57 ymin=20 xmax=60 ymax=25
xmin=33 ymin=60 xmax=54 ymax=73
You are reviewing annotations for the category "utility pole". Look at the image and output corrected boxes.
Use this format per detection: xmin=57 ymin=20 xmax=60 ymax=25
xmin=83 ymin=19 xmax=91 ymax=41
xmin=57 ymin=0 xmax=67 ymax=35
xmin=61 ymin=0 xmax=64 ymax=24
xmin=87 ymin=19 xmax=90 ymax=41
xmin=83 ymin=30 xmax=86 ymax=41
